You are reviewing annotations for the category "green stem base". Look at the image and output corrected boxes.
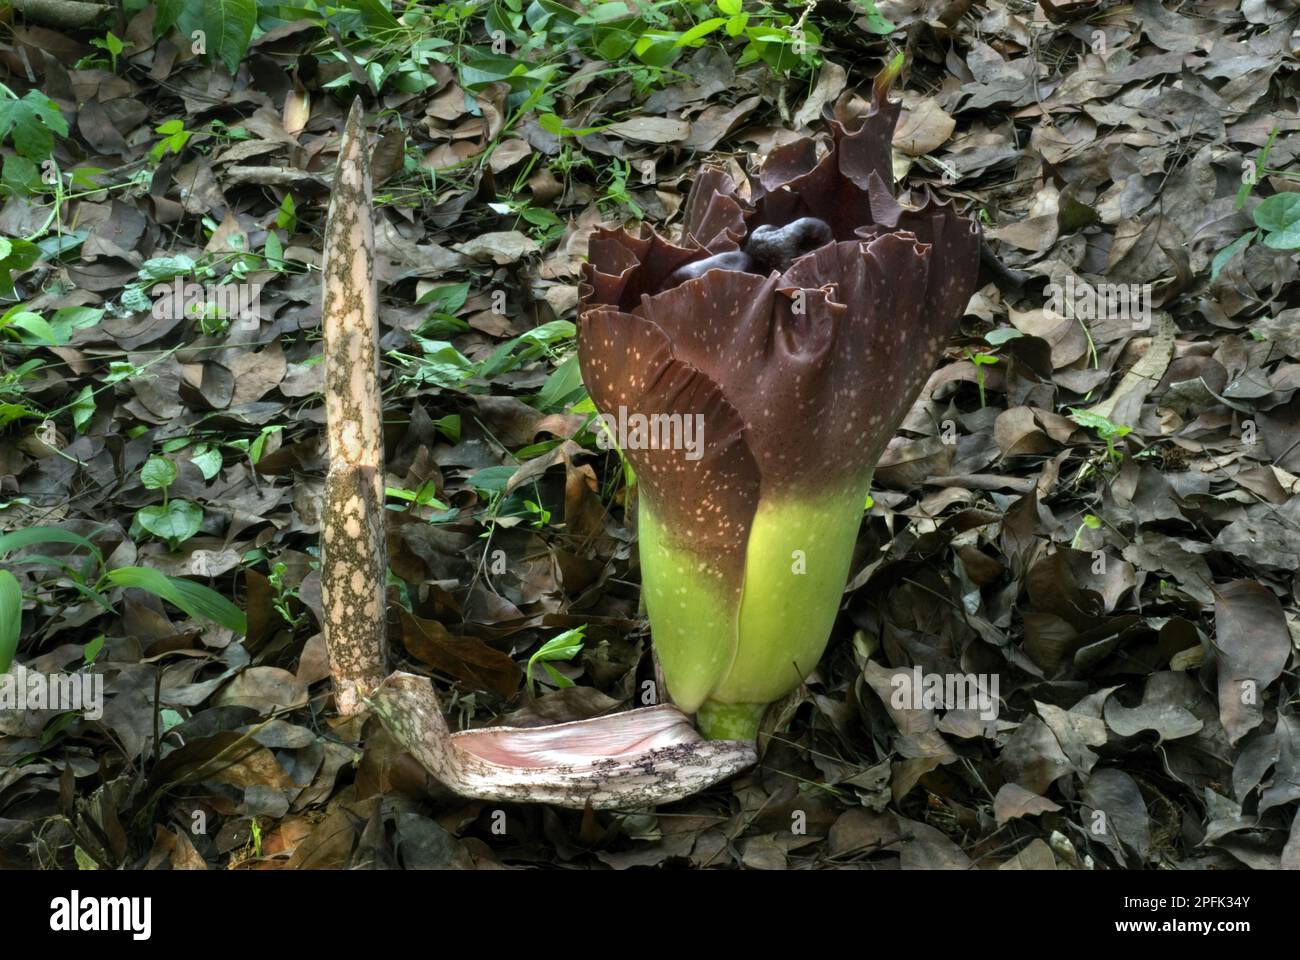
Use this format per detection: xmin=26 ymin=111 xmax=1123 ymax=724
xmin=696 ymin=700 xmax=766 ymax=741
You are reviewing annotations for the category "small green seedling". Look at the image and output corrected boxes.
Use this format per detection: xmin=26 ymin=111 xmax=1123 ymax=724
xmin=134 ymin=454 xmax=203 ymax=548
xmin=1070 ymin=513 xmax=1103 ymax=549
xmin=1069 ymin=408 xmax=1132 ymax=462
xmin=1213 ymin=127 xmax=1300 ymax=278
xmin=968 ymin=350 xmax=999 ymax=408
xmin=267 ymin=561 xmax=304 ymax=630
xmin=526 ymin=626 xmax=586 ymax=696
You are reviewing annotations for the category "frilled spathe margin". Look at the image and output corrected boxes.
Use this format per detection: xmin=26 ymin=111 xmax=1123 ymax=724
xmin=578 ymin=65 xmax=951 ymax=309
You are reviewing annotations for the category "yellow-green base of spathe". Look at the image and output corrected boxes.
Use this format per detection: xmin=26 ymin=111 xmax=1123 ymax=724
xmin=639 ymin=481 xmax=870 ymax=741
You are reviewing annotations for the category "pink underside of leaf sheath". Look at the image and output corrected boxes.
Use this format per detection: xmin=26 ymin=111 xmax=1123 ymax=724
xmin=454 ymin=705 xmax=704 ymax=768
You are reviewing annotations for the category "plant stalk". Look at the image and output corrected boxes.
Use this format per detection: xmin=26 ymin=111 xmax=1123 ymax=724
xmin=319 ymin=98 xmax=389 ymax=716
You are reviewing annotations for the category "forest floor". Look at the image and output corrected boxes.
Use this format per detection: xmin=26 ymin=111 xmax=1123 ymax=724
xmin=1 ymin=0 xmax=1299 ymax=870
